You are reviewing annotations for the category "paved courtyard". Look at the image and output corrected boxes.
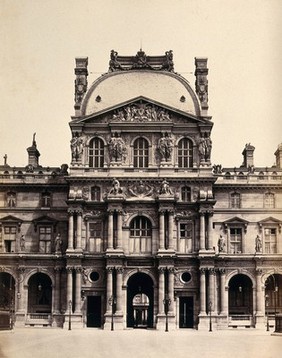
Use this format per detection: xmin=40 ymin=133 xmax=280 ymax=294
xmin=0 ymin=328 xmax=281 ymax=358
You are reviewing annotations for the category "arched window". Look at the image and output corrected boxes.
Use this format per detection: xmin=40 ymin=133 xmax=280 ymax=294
xmin=181 ymin=186 xmax=191 ymax=201
xmin=133 ymin=138 xmax=149 ymax=168
xmin=89 ymin=138 xmax=104 ymax=168
xmin=178 ymin=138 xmax=193 ymax=168
xmin=129 ymin=216 xmax=152 ymax=254
xmin=91 ymin=186 xmax=101 ymax=201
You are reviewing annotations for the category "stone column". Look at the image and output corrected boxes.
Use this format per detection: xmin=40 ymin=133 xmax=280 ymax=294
xmin=168 ymin=267 xmax=174 ymax=313
xmin=220 ymin=269 xmax=227 ymax=314
xmin=117 ymin=210 xmax=123 ymax=250
xmin=66 ymin=267 xmax=73 ymax=307
xmin=209 ymin=268 xmax=215 ymax=312
xmin=17 ymin=268 xmax=25 ymax=312
xmin=168 ymin=210 xmax=174 ymax=250
xmin=159 ymin=211 xmax=165 ymax=250
xmin=54 ymin=267 xmax=61 ymax=313
xmin=207 ymin=213 xmax=213 ymax=250
xmin=106 ymin=267 xmax=113 ymax=313
xmin=75 ymin=268 xmax=82 ymax=314
xmin=199 ymin=213 xmax=205 ymax=250
xmin=76 ymin=211 xmax=82 ymax=251
xmin=116 ymin=267 xmax=123 ymax=313
xmin=107 ymin=210 xmax=114 ymax=249
xmin=68 ymin=212 xmax=74 ymax=250
xmin=200 ymin=268 xmax=206 ymax=314
xmin=256 ymin=269 xmax=264 ymax=315
xmin=158 ymin=267 xmax=165 ymax=314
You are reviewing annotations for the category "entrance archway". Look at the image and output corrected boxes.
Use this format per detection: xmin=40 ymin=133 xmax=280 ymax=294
xmin=0 ymin=273 xmax=15 ymax=329
xmin=265 ymin=274 xmax=282 ymax=316
xmin=228 ymin=274 xmax=253 ymax=315
xmin=28 ymin=273 xmax=52 ymax=314
xmin=127 ymin=272 xmax=154 ymax=328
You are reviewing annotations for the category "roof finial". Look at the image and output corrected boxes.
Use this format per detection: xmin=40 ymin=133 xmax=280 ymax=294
xmin=140 ymin=38 xmax=142 ymax=52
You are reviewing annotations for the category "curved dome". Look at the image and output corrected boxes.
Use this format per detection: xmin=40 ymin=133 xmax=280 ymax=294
xmin=81 ymin=71 xmax=200 ymax=116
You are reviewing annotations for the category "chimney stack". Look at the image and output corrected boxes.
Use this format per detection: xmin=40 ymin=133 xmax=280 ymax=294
xmin=242 ymin=143 xmax=255 ymax=168
xmin=274 ymin=143 xmax=282 ymax=168
xmin=27 ymin=133 xmax=40 ymax=167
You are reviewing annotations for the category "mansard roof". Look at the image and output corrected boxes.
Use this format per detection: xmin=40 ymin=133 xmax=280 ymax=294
xmin=80 ymin=69 xmax=201 ymax=117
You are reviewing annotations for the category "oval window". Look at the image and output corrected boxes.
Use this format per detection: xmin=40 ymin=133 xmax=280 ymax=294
xmin=181 ymin=272 xmax=191 ymax=283
xmin=90 ymin=271 xmax=100 ymax=282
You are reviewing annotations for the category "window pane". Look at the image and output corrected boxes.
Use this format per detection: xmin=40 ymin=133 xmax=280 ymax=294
xmin=178 ymin=138 xmax=193 ymax=168
xmin=133 ymin=138 xmax=149 ymax=168
xmin=89 ymin=138 xmax=104 ymax=168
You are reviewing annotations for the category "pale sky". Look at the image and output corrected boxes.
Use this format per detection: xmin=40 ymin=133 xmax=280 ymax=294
xmin=0 ymin=0 xmax=281 ymax=168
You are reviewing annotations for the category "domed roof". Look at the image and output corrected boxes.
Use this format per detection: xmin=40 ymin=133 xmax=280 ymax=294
xmin=81 ymin=70 xmax=200 ymax=117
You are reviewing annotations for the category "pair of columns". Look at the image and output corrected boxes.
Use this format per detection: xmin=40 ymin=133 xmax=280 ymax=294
xmin=66 ymin=267 xmax=82 ymax=313
xmin=106 ymin=266 xmax=124 ymax=313
xmin=159 ymin=210 xmax=174 ymax=250
xmin=199 ymin=268 xmax=227 ymax=315
xmin=107 ymin=210 xmax=123 ymax=250
xmin=158 ymin=267 xmax=174 ymax=314
xmin=68 ymin=210 xmax=83 ymax=251
xmin=199 ymin=211 xmax=213 ymax=251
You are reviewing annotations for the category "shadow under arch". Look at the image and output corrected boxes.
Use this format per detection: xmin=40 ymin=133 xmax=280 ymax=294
xmin=127 ymin=272 xmax=154 ymax=328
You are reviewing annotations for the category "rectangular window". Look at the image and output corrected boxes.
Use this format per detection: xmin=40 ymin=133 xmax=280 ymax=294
xmin=264 ymin=228 xmax=277 ymax=253
xmin=230 ymin=193 xmax=240 ymax=208
xmin=42 ymin=193 xmax=51 ymax=207
xmin=264 ymin=193 xmax=275 ymax=209
xmin=39 ymin=226 xmax=52 ymax=253
xmin=230 ymin=228 xmax=242 ymax=253
xmin=179 ymin=222 xmax=193 ymax=253
xmin=3 ymin=226 xmax=17 ymax=252
xmin=89 ymin=222 xmax=102 ymax=238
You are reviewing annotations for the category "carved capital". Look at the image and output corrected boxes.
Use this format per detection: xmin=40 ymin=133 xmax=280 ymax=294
xmin=200 ymin=268 xmax=207 ymax=274
xmin=158 ymin=266 xmax=166 ymax=273
xmin=116 ymin=267 xmax=124 ymax=274
xmin=106 ymin=266 xmax=114 ymax=273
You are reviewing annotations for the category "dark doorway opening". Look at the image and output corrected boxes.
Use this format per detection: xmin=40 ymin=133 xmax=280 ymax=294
xmin=127 ymin=272 xmax=154 ymax=328
xmin=179 ymin=297 xmax=194 ymax=328
xmin=87 ymin=296 xmax=102 ymax=327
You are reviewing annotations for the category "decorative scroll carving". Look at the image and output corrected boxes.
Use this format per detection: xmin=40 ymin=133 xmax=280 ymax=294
xmin=128 ymin=180 xmax=154 ymax=198
xmin=111 ymin=102 xmax=171 ymax=122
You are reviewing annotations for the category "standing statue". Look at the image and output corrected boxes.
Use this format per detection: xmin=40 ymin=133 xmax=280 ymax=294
xmin=218 ymin=235 xmax=226 ymax=252
xmin=70 ymin=132 xmax=84 ymax=161
xmin=255 ymin=235 xmax=262 ymax=253
xmin=198 ymin=133 xmax=212 ymax=162
xmin=20 ymin=235 xmax=25 ymax=251
xmin=158 ymin=133 xmax=174 ymax=161
xmin=108 ymin=133 xmax=127 ymax=162
xmin=55 ymin=233 xmax=63 ymax=253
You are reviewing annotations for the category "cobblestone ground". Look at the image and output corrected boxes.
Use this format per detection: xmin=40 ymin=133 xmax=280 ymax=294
xmin=0 ymin=328 xmax=281 ymax=358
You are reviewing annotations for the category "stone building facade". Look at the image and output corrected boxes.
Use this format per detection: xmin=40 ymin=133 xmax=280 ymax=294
xmin=0 ymin=50 xmax=281 ymax=330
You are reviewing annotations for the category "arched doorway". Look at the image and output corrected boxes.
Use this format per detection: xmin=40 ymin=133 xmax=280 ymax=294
xmin=0 ymin=273 xmax=15 ymax=329
xmin=28 ymin=273 xmax=52 ymax=314
xmin=265 ymin=274 xmax=282 ymax=324
xmin=229 ymin=274 xmax=253 ymax=315
xmin=127 ymin=272 xmax=154 ymax=328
